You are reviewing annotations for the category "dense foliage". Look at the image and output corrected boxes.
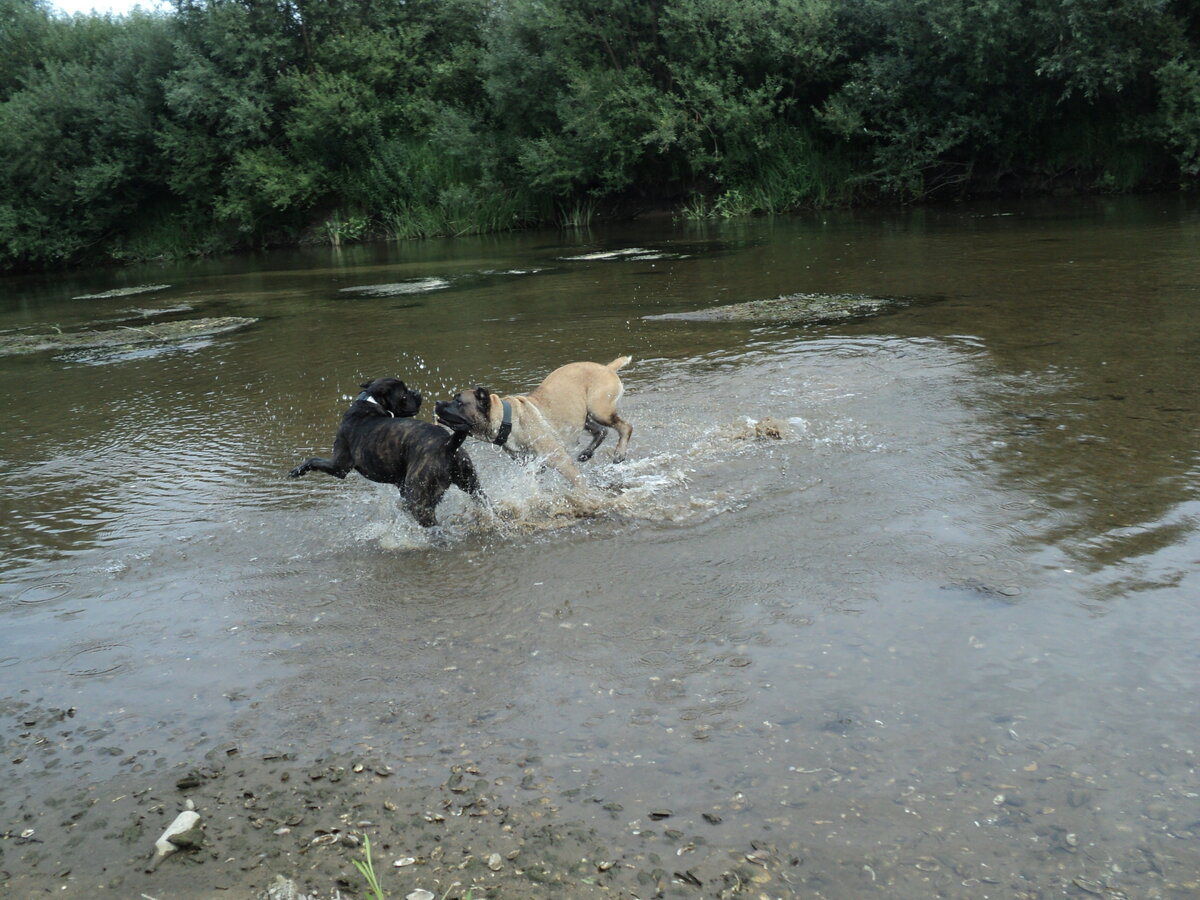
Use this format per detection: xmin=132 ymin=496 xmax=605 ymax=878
xmin=1 ymin=0 xmax=1198 ymax=269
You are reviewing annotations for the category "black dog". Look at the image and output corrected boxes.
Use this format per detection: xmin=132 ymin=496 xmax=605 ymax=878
xmin=289 ymin=377 xmax=484 ymax=527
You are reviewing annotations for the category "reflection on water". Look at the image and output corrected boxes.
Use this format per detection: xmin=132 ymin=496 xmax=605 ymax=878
xmin=2 ymin=195 xmax=1199 ymax=896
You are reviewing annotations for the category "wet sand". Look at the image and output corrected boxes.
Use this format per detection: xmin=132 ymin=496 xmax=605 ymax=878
xmin=3 ymin=700 xmax=798 ymax=900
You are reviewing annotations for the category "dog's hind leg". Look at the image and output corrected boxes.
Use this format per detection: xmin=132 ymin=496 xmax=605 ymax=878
xmin=583 ymin=412 xmax=632 ymax=462
xmin=577 ymin=415 xmax=608 ymax=462
xmin=609 ymin=414 xmax=632 ymax=462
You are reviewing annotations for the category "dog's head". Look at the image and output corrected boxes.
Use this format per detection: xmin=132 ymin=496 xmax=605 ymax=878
xmin=359 ymin=377 xmax=422 ymax=417
xmin=435 ymin=386 xmax=492 ymax=434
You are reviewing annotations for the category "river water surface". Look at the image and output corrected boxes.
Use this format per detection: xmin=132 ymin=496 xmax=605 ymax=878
xmin=2 ymin=196 xmax=1199 ymax=898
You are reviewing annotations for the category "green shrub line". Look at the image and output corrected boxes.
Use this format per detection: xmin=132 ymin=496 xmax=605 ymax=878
xmin=2 ymin=0 xmax=1197 ymax=271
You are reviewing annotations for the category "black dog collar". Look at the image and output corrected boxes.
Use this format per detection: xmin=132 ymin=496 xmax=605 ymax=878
xmin=356 ymin=391 xmax=394 ymax=417
xmin=493 ymin=400 xmax=513 ymax=446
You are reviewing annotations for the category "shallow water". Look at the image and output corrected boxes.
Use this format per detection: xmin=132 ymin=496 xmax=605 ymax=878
xmin=2 ymin=196 xmax=1200 ymax=896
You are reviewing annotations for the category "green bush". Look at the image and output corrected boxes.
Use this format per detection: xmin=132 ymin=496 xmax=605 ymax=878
xmin=2 ymin=0 xmax=1199 ymax=271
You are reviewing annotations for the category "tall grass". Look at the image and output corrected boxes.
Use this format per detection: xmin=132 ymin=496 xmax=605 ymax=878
xmin=1027 ymin=108 xmax=1160 ymax=192
xmin=558 ymin=196 xmax=598 ymax=228
xmin=350 ymin=139 xmax=534 ymax=239
xmin=107 ymin=201 xmax=234 ymax=262
xmin=380 ymin=190 xmax=532 ymax=239
xmin=682 ymin=125 xmax=851 ymax=220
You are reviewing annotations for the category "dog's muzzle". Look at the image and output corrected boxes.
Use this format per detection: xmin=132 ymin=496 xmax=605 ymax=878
xmin=435 ymin=400 xmax=471 ymax=432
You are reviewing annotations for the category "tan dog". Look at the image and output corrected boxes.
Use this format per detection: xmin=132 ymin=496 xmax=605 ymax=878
xmin=435 ymin=357 xmax=633 ymax=488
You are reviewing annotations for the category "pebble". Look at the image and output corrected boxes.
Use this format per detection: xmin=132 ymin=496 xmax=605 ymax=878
xmin=1146 ymin=802 xmax=1171 ymax=821
xmin=407 ymin=891 xmax=435 ymax=900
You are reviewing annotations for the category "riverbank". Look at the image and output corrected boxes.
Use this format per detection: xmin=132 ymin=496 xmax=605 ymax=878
xmin=2 ymin=701 xmax=786 ymax=899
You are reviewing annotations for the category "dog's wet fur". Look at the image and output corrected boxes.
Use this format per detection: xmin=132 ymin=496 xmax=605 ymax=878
xmin=289 ymin=377 xmax=483 ymax=527
xmin=435 ymin=357 xmax=633 ymax=489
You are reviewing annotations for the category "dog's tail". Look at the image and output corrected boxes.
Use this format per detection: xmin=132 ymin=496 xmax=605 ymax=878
xmin=606 ymin=355 xmax=632 ymax=371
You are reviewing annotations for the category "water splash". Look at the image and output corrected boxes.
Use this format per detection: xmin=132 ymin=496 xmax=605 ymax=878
xmin=338 ymin=412 xmax=807 ymax=549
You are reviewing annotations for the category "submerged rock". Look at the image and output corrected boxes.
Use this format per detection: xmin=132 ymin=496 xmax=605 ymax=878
xmin=339 ymin=278 xmax=449 ymax=297
xmin=73 ymin=284 xmax=171 ymax=300
xmin=0 ymin=316 xmax=257 ymax=358
xmin=645 ymin=292 xmax=911 ymax=325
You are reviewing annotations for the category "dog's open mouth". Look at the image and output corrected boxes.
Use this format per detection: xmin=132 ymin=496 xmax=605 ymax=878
xmin=435 ymin=402 xmax=472 ymax=432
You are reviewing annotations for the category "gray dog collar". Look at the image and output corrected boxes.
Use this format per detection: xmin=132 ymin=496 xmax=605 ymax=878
xmin=493 ymin=400 xmax=513 ymax=446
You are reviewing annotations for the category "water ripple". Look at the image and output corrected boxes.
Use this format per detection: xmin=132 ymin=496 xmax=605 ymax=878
xmin=61 ymin=642 xmax=132 ymax=678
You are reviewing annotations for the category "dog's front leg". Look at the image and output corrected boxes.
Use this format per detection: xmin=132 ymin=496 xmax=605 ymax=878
xmin=399 ymin=481 xmax=442 ymax=528
xmin=288 ymin=457 xmax=351 ymax=478
xmin=450 ymin=454 xmax=489 ymax=509
xmin=289 ymin=438 xmax=353 ymax=479
xmin=407 ymin=502 xmax=439 ymax=528
xmin=531 ymin=437 xmax=587 ymax=489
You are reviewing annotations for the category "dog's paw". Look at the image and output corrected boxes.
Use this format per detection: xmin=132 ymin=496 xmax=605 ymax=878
xmin=611 ymin=453 xmax=627 ymax=464
xmin=287 ymin=465 xmax=307 ymax=478
xmin=577 ymin=450 xmax=594 ymax=463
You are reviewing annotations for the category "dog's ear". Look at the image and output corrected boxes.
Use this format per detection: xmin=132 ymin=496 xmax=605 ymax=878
xmin=360 ymin=380 xmax=373 ymax=391
xmin=474 ymin=386 xmax=492 ymax=414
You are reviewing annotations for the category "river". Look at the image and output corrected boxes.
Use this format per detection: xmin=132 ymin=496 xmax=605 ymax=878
xmin=2 ymin=195 xmax=1199 ymax=898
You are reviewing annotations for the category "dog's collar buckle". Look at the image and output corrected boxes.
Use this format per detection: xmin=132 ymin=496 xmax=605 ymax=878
xmin=493 ymin=400 xmax=513 ymax=446
xmin=356 ymin=391 xmax=394 ymax=417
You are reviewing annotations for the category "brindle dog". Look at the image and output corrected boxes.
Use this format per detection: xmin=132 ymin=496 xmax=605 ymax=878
xmin=289 ymin=377 xmax=484 ymax=527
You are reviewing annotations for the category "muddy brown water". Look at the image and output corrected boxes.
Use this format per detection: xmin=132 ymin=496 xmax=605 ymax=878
xmin=2 ymin=196 xmax=1199 ymax=898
